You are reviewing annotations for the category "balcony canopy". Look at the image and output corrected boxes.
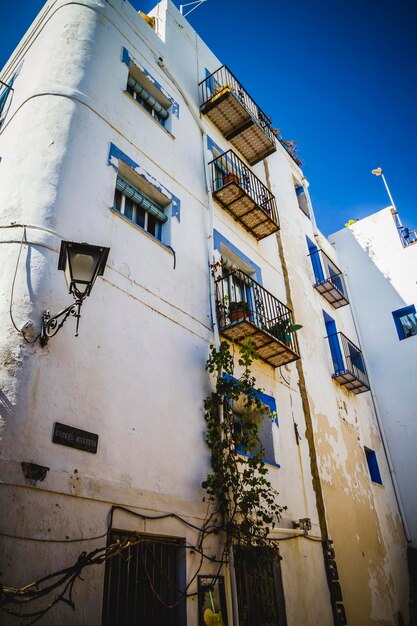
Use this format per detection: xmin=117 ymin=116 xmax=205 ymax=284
xmin=200 ymin=66 xmax=277 ymax=166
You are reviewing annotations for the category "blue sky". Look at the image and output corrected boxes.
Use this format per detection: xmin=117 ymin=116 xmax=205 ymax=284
xmin=1 ymin=0 xmax=416 ymax=235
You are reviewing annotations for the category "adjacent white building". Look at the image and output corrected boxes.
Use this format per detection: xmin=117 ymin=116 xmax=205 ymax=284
xmin=330 ymin=207 xmax=417 ymax=556
xmin=0 ymin=1 xmax=410 ymax=624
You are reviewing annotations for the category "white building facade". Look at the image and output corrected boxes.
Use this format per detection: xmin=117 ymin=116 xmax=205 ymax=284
xmin=330 ymin=207 xmax=417 ymax=609
xmin=0 ymin=1 xmax=410 ymax=624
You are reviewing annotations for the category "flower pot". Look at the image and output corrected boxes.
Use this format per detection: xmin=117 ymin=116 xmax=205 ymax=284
xmin=230 ymin=309 xmax=248 ymax=323
xmin=223 ymin=173 xmax=239 ymax=185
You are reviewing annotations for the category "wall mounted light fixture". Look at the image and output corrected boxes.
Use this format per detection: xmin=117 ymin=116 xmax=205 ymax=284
xmin=40 ymin=241 xmax=110 ymax=347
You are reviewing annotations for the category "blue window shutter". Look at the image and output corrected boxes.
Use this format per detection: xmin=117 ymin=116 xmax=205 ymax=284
xmin=323 ymin=311 xmax=344 ymax=373
xmin=365 ymin=448 xmax=382 ymax=484
xmin=306 ymin=237 xmax=325 ymax=283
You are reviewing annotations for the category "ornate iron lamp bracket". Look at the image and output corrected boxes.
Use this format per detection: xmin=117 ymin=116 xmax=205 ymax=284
xmin=40 ymin=300 xmax=83 ymax=347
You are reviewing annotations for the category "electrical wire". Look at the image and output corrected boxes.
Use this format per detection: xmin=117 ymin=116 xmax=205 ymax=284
xmin=8 ymin=226 xmax=40 ymax=344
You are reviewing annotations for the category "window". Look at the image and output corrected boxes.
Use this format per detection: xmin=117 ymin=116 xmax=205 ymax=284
xmin=234 ymin=546 xmax=287 ymax=626
xmin=233 ymin=410 xmax=276 ymax=466
xmin=113 ymin=173 xmax=168 ymax=241
xmin=364 ymin=448 xmax=382 ymax=485
xmin=323 ymin=311 xmax=344 ymax=373
xmin=392 ymin=305 xmax=417 ymax=341
xmin=126 ymin=65 xmax=172 ymax=130
xmin=102 ymin=531 xmax=186 ymax=626
xmin=229 ymin=377 xmax=279 ymax=467
xmin=294 ymin=182 xmax=309 ymax=217
xmin=0 ymin=74 xmax=15 ymax=119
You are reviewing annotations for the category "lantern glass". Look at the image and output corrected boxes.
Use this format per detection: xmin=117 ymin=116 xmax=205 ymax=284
xmin=59 ymin=241 xmax=110 ymax=299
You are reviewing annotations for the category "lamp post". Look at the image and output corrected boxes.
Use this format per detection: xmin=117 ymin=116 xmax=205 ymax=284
xmin=371 ymin=167 xmax=399 ymax=215
xmin=40 ymin=241 xmax=110 ymax=347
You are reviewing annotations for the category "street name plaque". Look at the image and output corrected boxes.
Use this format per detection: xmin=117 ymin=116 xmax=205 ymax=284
xmin=52 ymin=423 xmax=99 ymax=454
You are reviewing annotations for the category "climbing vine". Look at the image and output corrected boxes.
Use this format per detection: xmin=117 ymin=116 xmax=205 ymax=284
xmin=203 ymin=339 xmax=286 ymax=549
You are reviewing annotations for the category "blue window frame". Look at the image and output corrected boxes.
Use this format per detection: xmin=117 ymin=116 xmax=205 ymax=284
xmin=323 ymin=311 xmax=344 ymax=373
xmin=306 ymin=237 xmax=324 ymax=283
xmin=364 ymin=448 xmax=382 ymax=485
xmin=224 ymin=374 xmax=280 ymax=467
xmin=392 ymin=305 xmax=417 ymax=341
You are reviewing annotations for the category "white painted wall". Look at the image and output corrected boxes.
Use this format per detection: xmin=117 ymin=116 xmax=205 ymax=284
xmin=330 ymin=207 xmax=417 ymax=549
xmin=0 ymin=0 xmax=409 ymax=623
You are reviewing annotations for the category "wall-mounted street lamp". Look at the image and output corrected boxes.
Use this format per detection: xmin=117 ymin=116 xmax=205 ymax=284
xmin=40 ymin=241 xmax=110 ymax=347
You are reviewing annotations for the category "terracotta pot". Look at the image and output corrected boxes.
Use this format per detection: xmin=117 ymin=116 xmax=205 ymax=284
xmin=223 ymin=173 xmax=239 ymax=185
xmin=230 ymin=309 xmax=248 ymax=323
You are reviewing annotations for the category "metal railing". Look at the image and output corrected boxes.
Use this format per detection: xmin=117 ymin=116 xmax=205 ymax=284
xmin=327 ymin=332 xmax=370 ymax=388
xmin=216 ymin=268 xmax=299 ymax=355
xmin=309 ymin=249 xmax=347 ymax=295
xmin=210 ymin=150 xmax=279 ymax=225
xmin=400 ymin=227 xmax=417 ymax=247
xmin=199 ymin=65 xmax=276 ymax=144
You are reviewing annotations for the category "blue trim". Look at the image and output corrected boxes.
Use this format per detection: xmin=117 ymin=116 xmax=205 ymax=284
xmin=224 ymin=374 xmax=280 ymax=467
xmin=235 ymin=446 xmax=281 ymax=469
xmin=213 ymin=230 xmax=262 ymax=284
xmin=323 ymin=311 xmax=344 ymax=373
xmin=223 ymin=374 xmax=278 ymax=425
xmin=121 ymin=47 xmax=179 ymax=118
xmin=365 ymin=448 xmax=382 ymax=485
xmin=108 ymin=143 xmax=181 ymax=222
xmin=392 ymin=305 xmax=417 ymax=341
xmin=295 ymin=185 xmax=304 ymax=196
xmin=306 ymin=236 xmax=325 ymax=283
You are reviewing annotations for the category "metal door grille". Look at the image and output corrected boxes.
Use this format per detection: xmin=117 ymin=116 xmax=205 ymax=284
xmin=234 ymin=547 xmax=287 ymax=626
xmin=102 ymin=531 xmax=186 ymax=626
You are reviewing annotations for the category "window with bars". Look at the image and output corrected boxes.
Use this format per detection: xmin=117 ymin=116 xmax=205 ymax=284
xmin=102 ymin=531 xmax=186 ymax=626
xmin=234 ymin=546 xmax=287 ymax=626
xmin=113 ymin=174 xmax=168 ymax=241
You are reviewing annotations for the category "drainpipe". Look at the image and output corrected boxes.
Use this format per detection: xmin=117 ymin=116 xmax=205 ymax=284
xmin=157 ymin=57 xmax=239 ymax=625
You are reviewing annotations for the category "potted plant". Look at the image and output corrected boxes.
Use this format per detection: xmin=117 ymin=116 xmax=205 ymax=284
xmin=268 ymin=318 xmax=302 ymax=345
xmin=223 ymin=172 xmax=239 ymax=185
xmin=229 ymin=300 xmax=249 ymax=323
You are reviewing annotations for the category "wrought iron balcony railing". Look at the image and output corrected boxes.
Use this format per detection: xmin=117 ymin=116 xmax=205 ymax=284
xmin=327 ymin=332 xmax=370 ymax=394
xmin=309 ymin=249 xmax=349 ymax=308
xmin=216 ymin=269 xmax=300 ymax=368
xmin=210 ymin=150 xmax=279 ymax=240
xmin=199 ymin=66 xmax=277 ymax=166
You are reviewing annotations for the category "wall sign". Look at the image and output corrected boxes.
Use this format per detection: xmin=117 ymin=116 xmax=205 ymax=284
xmin=52 ymin=423 xmax=99 ymax=454
xmin=198 ymin=576 xmax=228 ymax=626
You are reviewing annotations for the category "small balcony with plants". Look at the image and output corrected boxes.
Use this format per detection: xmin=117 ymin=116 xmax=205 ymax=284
xmin=215 ymin=268 xmax=301 ymax=368
xmin=327 ymin=332 xmax=370 ymax=394
xmin=309 ymin=248 xmax=349 ymax=308
xmin=199 ymin=66 xmax=277 ymax=166
xmin=210 ymin=150 xmax=279 ymax=240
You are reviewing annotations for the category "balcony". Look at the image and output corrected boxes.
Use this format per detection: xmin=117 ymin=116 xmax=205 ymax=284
xmin=216 ymin=269 xmax=300 ymax=368
xmin=199 ymin=66 xmax=277 ymax=166
xmin=327 ymin=332 xmax=370 ymax=394
xmin=309 ymin=249 xmax=349 ymax=308
xmin=210 ymin=150 xmax=279 ymax=240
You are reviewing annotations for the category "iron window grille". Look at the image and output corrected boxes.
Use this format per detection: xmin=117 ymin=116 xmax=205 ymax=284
xmin=102 ymin=531 xmax=186 ymax=626
xmin=234 ymin=546 xmax=287 ymax=626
